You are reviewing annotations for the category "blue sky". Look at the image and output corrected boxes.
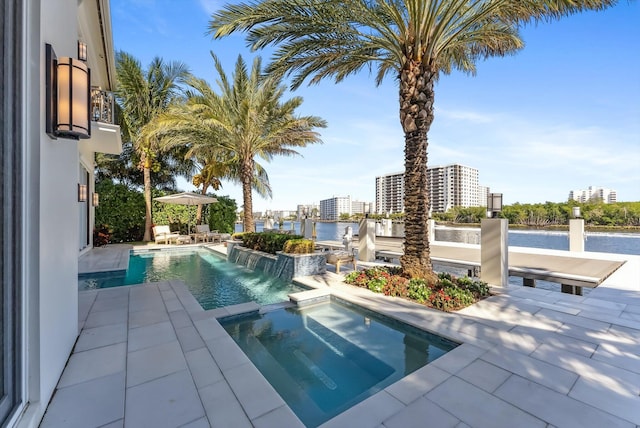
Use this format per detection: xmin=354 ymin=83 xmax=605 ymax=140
xmin=110 ymin=0 xmax=640 ymax=212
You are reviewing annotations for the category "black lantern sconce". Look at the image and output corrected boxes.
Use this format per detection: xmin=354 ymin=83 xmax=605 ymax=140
xmin=46 ymin=43 xmax=91 ymax=140
xmin=487 ymin=193 xmax=503 ymax=218
xmin=92 ymin=192 xmax=100 ymax=207
xmin=78 ymin=184 xmax=88 ymax=202
xmin=572 ymin=206 xmax=581 ymax=218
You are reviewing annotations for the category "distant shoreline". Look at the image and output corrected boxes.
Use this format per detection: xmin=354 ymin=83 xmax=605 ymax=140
xmin=437 ymin=221 xmax=640 ymax=233
xmin=244 ymin=219 xmax=640 ymax=233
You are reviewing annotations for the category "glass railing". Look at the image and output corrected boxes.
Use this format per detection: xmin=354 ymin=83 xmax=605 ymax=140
xmin=91 ymin=88 xmax=116 ymax=124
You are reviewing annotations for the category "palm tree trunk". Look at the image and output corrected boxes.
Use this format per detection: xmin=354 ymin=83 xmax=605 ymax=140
xmin=196 ymin=184 xmax=209 ymax=225
xmin=143 ymin=165 xmax=152 ymax=242
xmin=242 ymin=161 xmax=255 ymax=232
xmin=399 ymin=62 xmax=437 ymax=281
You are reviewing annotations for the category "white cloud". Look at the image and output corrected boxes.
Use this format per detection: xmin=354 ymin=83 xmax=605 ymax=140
xmin=198 ymin=0 xmax=222 ymax=15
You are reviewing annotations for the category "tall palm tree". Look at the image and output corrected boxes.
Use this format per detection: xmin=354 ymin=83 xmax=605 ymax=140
xmin=208 ymin=0 xmax=615 ymax=279
xmin=152 ymin=53 xmax=327 ymax=232
xmin=115 ymin=52 xmax=190 ymax=241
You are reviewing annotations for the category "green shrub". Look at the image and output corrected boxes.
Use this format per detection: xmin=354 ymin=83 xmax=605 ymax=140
xmin=232 ymin=232 xmax=248 ymax=240
xmin=207 ymin=195 xmax=237 ymax=234
xmin=240 ymin=232 xmax=304 ymax=254
xmin=344 ymin=270 xmax=369 ymax=287
xmin=444 ymin=286 xmax=475 ymax=308
xmin=383 ymin=275 xmax=409 ymax=297
xmin=282 ymin=239 xmax=315 ymax=254
xmin=95 ymin=180 xmax=145 ymax=242
xmin=456 ymin=276 xmax=490 ymax=298
xmin=367 ymin=277 xmax=386 ymax=293
xmin=407 ymin=278 xmax=432 ymax=303
xmin=345 ymin=266 xmax=489 ymax=311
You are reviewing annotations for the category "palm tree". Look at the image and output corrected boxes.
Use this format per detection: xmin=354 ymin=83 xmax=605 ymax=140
xmin=115 ymin=52 xmax=190 ymax=241
xmin=208 ymin=0 xmax=615 ymax=279
xmin=152 ymin=53 xmax=327 ymax=232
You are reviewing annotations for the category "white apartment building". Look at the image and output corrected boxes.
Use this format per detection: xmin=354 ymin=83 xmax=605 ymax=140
xmin=297 ymin=204 xmax=319 ymax=219
xmin=351 ymin=200 xmax=372 ymax=216
xmin=320 ymin=196 xmax=352 ymax=220
xmin=569 ymin=186 xmax=617 ymax=203
xmin=376 ymin=165 xmax=481 ymax=214
xmin=478 ymin=185 xmax=490 ymax=207
xmin=428 ymin=164 xmax=479 ymax=212
xmin=375 ymin=172 xmax=404 ymax=214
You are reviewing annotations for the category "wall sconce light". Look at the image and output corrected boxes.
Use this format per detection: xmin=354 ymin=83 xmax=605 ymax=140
xmin=487 ymin=193 xmax=503 ymax=218
xmin=78 ymin=184 xmax=88 ymax=202
xmin=77 ymin=41 xmax=87 ymax=62
xmin=92 ymin=192 xmax=100 ymax=207
xmin=46 ymin=43 xmax=91 ymax=140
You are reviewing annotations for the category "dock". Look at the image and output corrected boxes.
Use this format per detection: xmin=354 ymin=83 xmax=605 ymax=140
xmin=371 ymin=237 xmax=625 ymax=294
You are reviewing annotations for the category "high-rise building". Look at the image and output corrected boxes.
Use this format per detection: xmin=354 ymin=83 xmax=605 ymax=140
xmin=428 ymin=164 xmax=480 ymax=212
xmin=351 ymin=200 xmax=372 ymax=216
xmin=375 ymin=172 xmax=404 ymax=214
xmin=320 ymin=196 xmax=352 ymax=220
xmin=478 ymin=185 xmax=490 ymax=207
xmin=376 ymin=164 xmax=481 ymax=214
xmin=569 ymin=186 xmax=617 ymax=203
xmin=297 ymin=204 xmax=319 ymax=219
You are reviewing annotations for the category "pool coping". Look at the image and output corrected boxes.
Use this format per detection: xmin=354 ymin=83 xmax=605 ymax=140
xmin=60 ymin=243 xmax=640 ymax=428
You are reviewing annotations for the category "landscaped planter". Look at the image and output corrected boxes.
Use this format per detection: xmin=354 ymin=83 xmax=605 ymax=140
xmin=227 ymin=243 xmax=326 ymax=280
xmin=274 ymin=251 xmax=326 ymax=280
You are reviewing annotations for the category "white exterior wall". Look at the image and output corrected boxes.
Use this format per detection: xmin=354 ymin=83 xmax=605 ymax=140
xmin=15 ymin=1 xmax=86 ymax=425
xmin=10 ymin=1 xmax=119 ymax=426
xmin=35 ymin=0 xmax=81 ymax=421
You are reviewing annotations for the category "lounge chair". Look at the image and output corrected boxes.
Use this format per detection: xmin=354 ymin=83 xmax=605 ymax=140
xmin=195 ymin=224 xmax=231 ymax=243
xmin=152 ymin=225 xmax=181 ymax=245
xmin=326 ymin=250 xmax=357 ymax=273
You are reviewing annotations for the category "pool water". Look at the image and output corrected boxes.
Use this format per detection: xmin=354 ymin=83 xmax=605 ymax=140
xmin=221 ymin=299 xmax=458 ymax=427
xmin=78 ymin=248 xmax=305 ymax=310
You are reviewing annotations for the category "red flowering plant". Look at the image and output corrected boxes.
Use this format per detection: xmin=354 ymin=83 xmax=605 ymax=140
xmin=344 ymin=268 xmax=489 ymax=312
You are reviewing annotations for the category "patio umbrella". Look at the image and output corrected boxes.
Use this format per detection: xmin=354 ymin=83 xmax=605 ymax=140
xmin=154 ymin=192 xmax=218 ymax=235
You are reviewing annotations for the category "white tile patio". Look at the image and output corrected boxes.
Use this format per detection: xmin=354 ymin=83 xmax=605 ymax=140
xmin=40 ymin=245 xmax=640 ymax=427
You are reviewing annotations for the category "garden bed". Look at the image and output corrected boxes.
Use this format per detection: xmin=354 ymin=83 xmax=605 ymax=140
xmin=344 ymin=266 xmax=490 ymax=312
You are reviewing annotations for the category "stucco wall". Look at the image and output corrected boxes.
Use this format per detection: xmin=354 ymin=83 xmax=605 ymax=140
xmin=37 ymin=0 xmax=80 ymax=415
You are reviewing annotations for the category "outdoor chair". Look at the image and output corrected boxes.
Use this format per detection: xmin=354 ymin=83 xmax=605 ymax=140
xmin=195 ymin=224 xmax=231 ymax=243
xmin=326 ymin=250 xmax=357 ymax=273
xmin=152 ymin=225 xmax=181 ymax=245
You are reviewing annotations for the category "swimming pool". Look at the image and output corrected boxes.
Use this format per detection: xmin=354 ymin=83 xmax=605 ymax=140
xmin=221 ymin=298 xmax=458 ymax=427
xmin=78 ymin=248 xmax=305 ymax=310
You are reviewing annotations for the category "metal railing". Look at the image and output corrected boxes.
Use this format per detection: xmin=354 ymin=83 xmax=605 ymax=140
xmin=91 ymin=88 xmax=116 ymax=124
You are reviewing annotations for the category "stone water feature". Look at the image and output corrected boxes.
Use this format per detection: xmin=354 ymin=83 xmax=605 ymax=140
xmin=227 ymin=241 xmax=327 ymax=281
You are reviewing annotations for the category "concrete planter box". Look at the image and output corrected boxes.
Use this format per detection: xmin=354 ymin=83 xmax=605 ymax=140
xmin=275 ymin=251 xmax=326 ymax=280
xmin=227 ymin=243 xmax=326 ymax=280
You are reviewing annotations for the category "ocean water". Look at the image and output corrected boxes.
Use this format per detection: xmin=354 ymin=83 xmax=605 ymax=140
xmin=240 ymin=221 xmax=638 ymax=294
xmin=239 ymin=221 xmax=640 ymax=255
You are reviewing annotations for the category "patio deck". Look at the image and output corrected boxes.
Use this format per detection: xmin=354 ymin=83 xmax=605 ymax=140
xmin=40 ymin=244 xmax=640 ymax=427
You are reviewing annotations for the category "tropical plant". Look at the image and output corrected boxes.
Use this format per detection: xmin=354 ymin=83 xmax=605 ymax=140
xmin=95 ymin=142 xmax=192 ymax=193
xmin=208 ymin=195 xmax=238 ymax=233
xmin=115 ymin=52 xmax=190 ymax=241
xmin=94 ymin=179 xmax=146 ymax=242
xmin=192 ymin=161 xmax=224 ymax=224
xmin=345 ymin=267 xmax=488 ymax=311
xmin=209 ymin=0 xmax=616 ymax=278
xmin=240 ymin=232 xmax=304 ymax=254
xmin=152 ymin=53 xmax=326 ymax=232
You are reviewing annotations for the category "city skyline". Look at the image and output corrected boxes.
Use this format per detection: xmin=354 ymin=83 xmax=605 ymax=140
xmin=110 ymin=0 xmax=640 ymax=212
